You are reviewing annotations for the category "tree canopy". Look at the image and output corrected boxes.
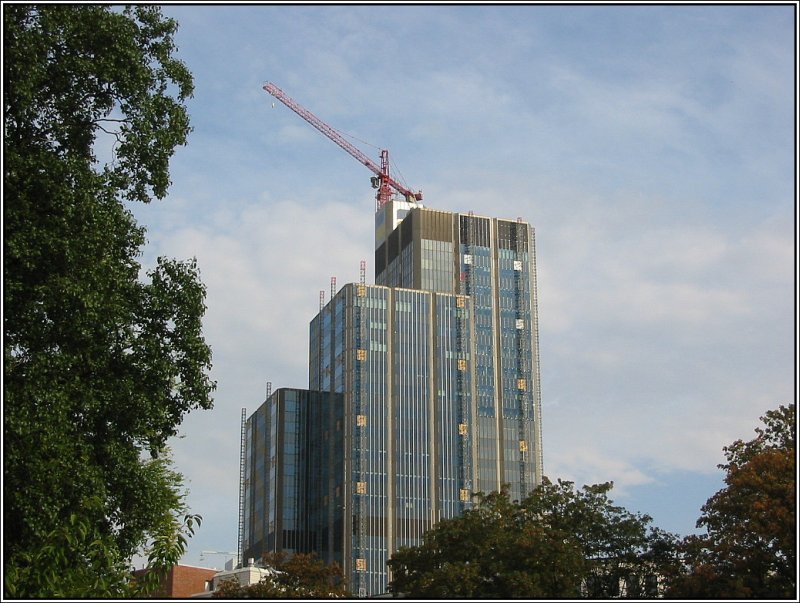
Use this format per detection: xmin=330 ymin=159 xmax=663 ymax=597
xmin=388 ymin=479 xmax=677 ymax=598
xmin=4 ymin=5 xmax=213 ymax=597
xmin=666 ymin=403 xmax=796 ymax=599
xmin=213 ymin=552 xmax=349 ymax=599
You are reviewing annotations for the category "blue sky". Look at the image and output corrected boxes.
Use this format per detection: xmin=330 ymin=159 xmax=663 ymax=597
xmin=126 ymin=4 xmax=796 ymax=569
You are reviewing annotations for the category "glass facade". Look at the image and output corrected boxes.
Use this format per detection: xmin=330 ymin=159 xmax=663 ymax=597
xmin=376 ymin=208 xmax=543 ymax=502
xmin=307 ymin=283 xmax=475 ymax=596
xmin=421 ymin=238 xmax=454 ymax=293
xmin=242 ymin=388 xmax=316 ymax=564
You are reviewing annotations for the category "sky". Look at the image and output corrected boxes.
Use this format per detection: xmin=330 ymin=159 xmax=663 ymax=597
xmin=124 ymin=3 xmax=796 ymax=570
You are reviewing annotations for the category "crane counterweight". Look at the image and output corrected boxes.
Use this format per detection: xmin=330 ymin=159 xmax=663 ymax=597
xmin=264 ymin=82 xmax=422 ymax=209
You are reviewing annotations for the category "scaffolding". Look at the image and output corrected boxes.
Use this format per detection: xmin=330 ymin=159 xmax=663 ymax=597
xmin=528 ymin=229 xmax=544 ymax=481
xmin=237 ymin=407 xmax=247 ymax=568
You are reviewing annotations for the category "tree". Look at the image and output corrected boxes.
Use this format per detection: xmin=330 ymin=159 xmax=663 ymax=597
xmin=4 ymin=5 xmax=214 ymax=597
xmin=4 ymin=454 xmax=202 ymax=598
xmin=213 ymin=552 xmax=349 ymax=598
xmin=389 ymin=487 xmax=585 ymax=599
xmin=388 ymin=480 xmax=677 ymax=598
xmin=666 ymin=403 xmax=796 ymax=599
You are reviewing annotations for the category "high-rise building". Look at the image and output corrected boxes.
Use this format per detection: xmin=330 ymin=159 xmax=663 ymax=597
xmin=240 ymin=203 xmax=542 ymax=596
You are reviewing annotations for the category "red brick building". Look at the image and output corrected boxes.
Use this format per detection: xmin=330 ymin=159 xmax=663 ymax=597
xmin=134 ymin=564 xmax=217 ymax=598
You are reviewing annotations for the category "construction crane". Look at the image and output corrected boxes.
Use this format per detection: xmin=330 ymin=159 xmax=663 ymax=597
xmin=263 ymin=82 xmax=422 ymax=209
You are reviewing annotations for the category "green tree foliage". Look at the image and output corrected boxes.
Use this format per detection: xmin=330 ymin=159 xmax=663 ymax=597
xmin=213 ymin=552 xmax=349 ymax=598
xmin=667 ymin=403 xmax=796 ymax=599
xmin=388 ymin=479 xmax=677 ymax=598
xmin=4 ymin=455 xmax=202 ymax=598
xmin=4 ymin=5 xmax=214 ymax=597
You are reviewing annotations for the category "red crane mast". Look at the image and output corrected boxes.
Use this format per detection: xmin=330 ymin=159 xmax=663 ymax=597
xmin=264 ymin=82 xmax=422 ymax=209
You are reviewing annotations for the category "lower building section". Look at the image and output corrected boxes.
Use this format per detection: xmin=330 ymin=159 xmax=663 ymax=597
xmin=241 ymin=387 xmax=318 ymax=563
xmin=310 ymin=284 xmax=479 ymax=596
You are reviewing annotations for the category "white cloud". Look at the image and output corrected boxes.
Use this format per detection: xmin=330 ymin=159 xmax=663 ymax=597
xmin=546 ymin=444 xmax=656 ymax=495
xmin=144 ymin=195 xmax=372 ymax=386
xmin=540 ymin=216 xmax=752 ymax=336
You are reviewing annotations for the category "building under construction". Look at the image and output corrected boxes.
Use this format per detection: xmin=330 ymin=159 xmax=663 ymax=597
xmin=238 ymin=85 xmax=543 ymax=596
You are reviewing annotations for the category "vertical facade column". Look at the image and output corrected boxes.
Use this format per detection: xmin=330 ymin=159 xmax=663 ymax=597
xmin=385 ymin=287 xmax=395 ymax=590
xmin=352 ymin=283 xmax=368 ymax=597
xmin=489 ymin=218 xmax=504 ymax=494
xmin=426 ymin=292 xmax=437 ymax=524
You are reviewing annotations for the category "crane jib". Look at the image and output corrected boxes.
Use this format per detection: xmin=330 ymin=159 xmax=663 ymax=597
xmin=263 ymin=82 xmax=422 ymax=208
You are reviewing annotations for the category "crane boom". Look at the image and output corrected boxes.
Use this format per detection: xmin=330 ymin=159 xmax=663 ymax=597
xmin=264 ymin=82 xmax=422 ymax=208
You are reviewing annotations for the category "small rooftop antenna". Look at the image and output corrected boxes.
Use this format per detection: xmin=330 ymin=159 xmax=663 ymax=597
xmin=200 ymin=550 xmax=240 ymax=570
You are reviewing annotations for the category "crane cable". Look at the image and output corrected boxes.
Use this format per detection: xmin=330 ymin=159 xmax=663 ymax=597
xmin=326 ymin=123 xmax=414 ymax=193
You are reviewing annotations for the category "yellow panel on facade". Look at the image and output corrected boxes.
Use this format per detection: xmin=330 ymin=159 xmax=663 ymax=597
xmin=356 ymin=558 xmax=367 ymax=572
xmin=457 ymin=359 xmax=467 ymax=371
xmin=517 ymin=378 xmax=527 ymax=390
xmin=356 ymin=481 xmax=367 ymax=494
xmin=459 ymin=489 xmax=470 ymax=501
xmin=456 ymin=295 xmax=466 ymax=308
xmin=357 ymin=414 xmax=367 ymax=427
xmin=519 ymin=440 xmax=528 ymax=452
xmin=458 ymin=423 xmax=468 ymax=435
xmin=357 ymin=349 xmax=367 ymax=361
xmin=356 ymin=284 xmax=366 ymax=297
